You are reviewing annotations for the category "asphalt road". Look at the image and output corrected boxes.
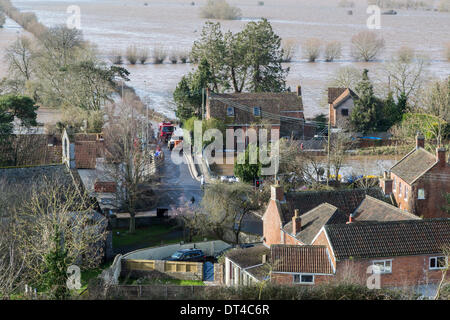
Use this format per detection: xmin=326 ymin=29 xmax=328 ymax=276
xmin=155 ymin=148 xmax=203 ymax=210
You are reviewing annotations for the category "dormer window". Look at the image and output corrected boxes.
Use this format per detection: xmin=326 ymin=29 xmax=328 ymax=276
xmin=227 ymin=106 xmax=235 ymax=117
xmin=253 ymin=107 xmax=261 ymax=117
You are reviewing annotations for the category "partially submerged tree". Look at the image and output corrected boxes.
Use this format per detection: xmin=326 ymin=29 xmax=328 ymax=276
xmin=302 ymin=38 xmax=322 ymax=62
xmin=200 ymin=0 xmax=242 ymax=20
xmin=351 ymin=30 xmax=385 ymax=62
xmin=324 ymin=40 xmax=342 ymax=62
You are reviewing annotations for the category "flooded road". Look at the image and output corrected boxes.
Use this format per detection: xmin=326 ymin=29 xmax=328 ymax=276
xmin=2 ymin=0 xmax=448 ymax=120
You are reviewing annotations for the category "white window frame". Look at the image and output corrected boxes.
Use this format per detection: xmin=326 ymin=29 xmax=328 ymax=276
xmin=429 ymin=256 xmax=447 ymax=270
xmin=253 ymin=107 xmax=261 ymax=117
xmin=404 ymin=186 xmax=408 ymax=200
xmin=418 ymin=189 xmax=425 ymax=200
xmin=372 ymin=259 xmax=392 ymax=274
xmin=293 ymin=273 xmax=315 ymax=285
xmin=227 ymin=106 xmax=235 ymax=116
xmin=393 ymin=177 xmax=396 ymax=190
xmin=398 ymin=182 xmax=402 ymax=197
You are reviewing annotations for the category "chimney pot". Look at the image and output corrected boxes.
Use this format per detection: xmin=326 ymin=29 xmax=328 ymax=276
xmin=297 ymin=85 xmax=302 ymax=97
xmin=347 ymin=215 xmax=354 ymax=224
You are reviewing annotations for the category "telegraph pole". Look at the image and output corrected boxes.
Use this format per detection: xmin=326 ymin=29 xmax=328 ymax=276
xmin=326 ymin=116 xmax=331 ymax=186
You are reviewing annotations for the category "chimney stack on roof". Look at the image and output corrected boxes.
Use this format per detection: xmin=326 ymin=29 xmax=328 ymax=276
xmin=347 ymin=215 xmax=354 ymax=224
xmin=271 ymin=180 xmax=284 ymax=202
xmin=436 ymin=148 xmax=447 ymax=168
xmin=292 ymin=209 xmax=302 ymax=235
xmin=297 ymin=85 xmax=302 ymax=97
xmin=380 ymin=171 xmax=393 ymax=195
xmin=416 ymin=132 xmax=425 ymax=149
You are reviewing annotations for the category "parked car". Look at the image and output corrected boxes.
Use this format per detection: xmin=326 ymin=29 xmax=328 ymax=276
xmin=166 ymin=249 xmax=206 ymax=262
xmin=220 ymin=176 xmax=240 ymax=183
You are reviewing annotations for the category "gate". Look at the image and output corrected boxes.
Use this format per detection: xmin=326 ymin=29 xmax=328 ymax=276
xmin=203 ymin=262 xmax=214 ymax=281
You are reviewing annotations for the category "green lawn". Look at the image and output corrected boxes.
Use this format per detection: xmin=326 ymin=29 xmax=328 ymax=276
xmin=112 ymin=224 xmax=182 ymax=248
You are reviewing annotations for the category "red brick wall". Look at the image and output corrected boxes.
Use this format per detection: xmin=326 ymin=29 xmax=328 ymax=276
xmin=392 ymin=161 xmax=450 ymax=218
xmin=335 ymin=255 xmax=449 ymax=287
xmin=391 ymin=174 xmax=412 ymax=212
xmin=263 ymin=200 xmax=283 ymax=247
xmin=94 ymin=181 xmax=117 ymax=193
xmin=312 ymin=230 xmax=336 ymax=269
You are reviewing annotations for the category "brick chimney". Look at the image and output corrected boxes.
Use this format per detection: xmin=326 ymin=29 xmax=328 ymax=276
xmin=271 ymin=180 xmax=284 ymax=201
xmin=436 ymin=148 xmax=447 ymax=168
xmin=297 ymin=85 xmax=302 ymax=97
xmin=347 ymin=215 xmax=354 ymax=224
xmin=292 ymin=209 xmax=302 ymax=235
xmin=380 ymin=171 xmax=393 ymax=195
xmin=416 ymin=132 xmax=425 ymax=149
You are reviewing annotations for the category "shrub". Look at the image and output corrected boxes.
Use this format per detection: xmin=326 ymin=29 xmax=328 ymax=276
xmin=200 ymin=0 xmax=242 ymax=20
xmin=302 ymin=38 xmax=322 ymax=62
xmin=152 ymin=46 xmax=167 ymax=64
xmin=138 ymin=48 xmax=149 ymax=64
xmin=281 ymin=39 xmax=297 ymax=63
xmin=324 ymin=40 xmax=342 ymax=62
xmin=169 ymin=51 xmax=178 ymax=64
xmin=0 ymin=12 xmax=6 ymax=28
xmin=350 ymin=30 xmax=385 ymax=61
xmin=395 ymin=46 xmax=414 ymax=63
xmin=126 ymin=45 xmax=138 ymax=64
xmin=109 ymin=50 xmax=123 ymax=65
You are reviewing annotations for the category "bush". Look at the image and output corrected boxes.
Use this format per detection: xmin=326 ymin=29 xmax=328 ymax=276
xmin=281 ymin=39 xmax=297 ymax=63
xmin=125 ymin=45 xmax=138 ymax=64
xmin=138 ymin=48 xmax=149 ymax=64
xmin=109 ymin=50 xmax=123 ymax=65
xmin=0 ymin=12 xmax=6 ymax=28
xmin=302 ymin=38 xmax=322 ymax=62
xmin=200 ymin=0 xmax=242 ymax=20
xmin=152 ymin=46 xmax=167 ymax=64
xmin=350 ymin=30 xmax=385 ymax=61
xmin=324 ymin=40 xmax=342 ymax=62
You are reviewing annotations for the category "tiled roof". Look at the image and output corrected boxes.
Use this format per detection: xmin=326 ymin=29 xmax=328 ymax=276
xmin=328 ymin=88 xmax=347 ymax=104
xmin=283 ymin=203 xmax=346 ymax=244
xmin=226 ymin=245 xmax=270 ymax=269
xmin=352 ymin=196 xmax=420 ymax=222
xmin=281 ymin=188 xmax=385 ymax=224
xmin=325 ymin=219 xmax=450 ymax=260
xmin=390 ymin=148 xmax=437 ymax=185
xmin=271 ymin=245 xmax=334 ymax=274
xmin=207 ymin=92 xmax=304 ymax=125
xmin=331 ymin=88 xmax=357 ymax=109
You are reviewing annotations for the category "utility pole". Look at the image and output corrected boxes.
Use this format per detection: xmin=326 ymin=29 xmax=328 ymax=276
xmin=202 ymin=88 xmax=205 ymax=120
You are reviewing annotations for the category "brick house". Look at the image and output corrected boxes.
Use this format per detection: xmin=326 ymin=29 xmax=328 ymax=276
xmin=205 ymin=87 xmax=309 ymax=141
xmin=328 ymin=88 xmax=358 ymax=129
xmin=380 ymin=133 xmax=450 ymax=218
xmin=262 ymin=182 xmax=386 ymax=247
xmin=312 ymin=219 xmax=450 ymax=288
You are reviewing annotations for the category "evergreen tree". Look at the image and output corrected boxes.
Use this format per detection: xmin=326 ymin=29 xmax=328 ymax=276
xmin=350 ymin=69 xmax=382 ymax=133
xmin=0 ymin=94 xmax=38 ymax=136
xmin=41 ymin=226 xmax=70 ymax=300
xmin=234 ymin=144 xmax=261 ymax=183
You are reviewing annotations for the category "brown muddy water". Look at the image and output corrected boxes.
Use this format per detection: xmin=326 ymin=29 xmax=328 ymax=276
xmin=1 ymin=0 xmax=449 ymax=120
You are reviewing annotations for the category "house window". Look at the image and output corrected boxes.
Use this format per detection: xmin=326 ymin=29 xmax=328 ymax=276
xmin=372 ymin=260 xmax=392 ymax=274
xmin=341 ymin=109 xmax=349 ymax=116
xmin=393 ymin=177 xmax=396 ymax=190
xmin=253 ymin=107 xmax=261 ymax=117
xmin=404 ymin=186 xmax=408 ymax=200
xmin=430 ymin=257 xmax=447 ymax=270
xmin=418 ymin=189 xmax=425 ymax=200
xmin=398 ymin=182 xmax=402 ymax=196
xmin=227 ymin=107 xmax=235 ymax=116
xmin=293 ymin=274 xmax=315 ymax=284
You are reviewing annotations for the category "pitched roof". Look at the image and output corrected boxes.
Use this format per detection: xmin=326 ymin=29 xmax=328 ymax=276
xmin=271 ymin=245 xmax=334 ymax=274
xmin=328 ymin=88 xmax=347 ymax=104
xmin=283 ymin=203 xmax=346 ymax=244
xmin=390 ymin=147 xmax=437 ymax=185
xmin=225 ymin=245 xmax=270 ymax=269
xmin=331 ymin=88 xmax=357 ymax=109
xmin=207 ymin=92 xmax=304 ymax=125
xmin=280 ymin=188 xmax=385 ymax=225
xmin=352 ymin=196 xmax=420 ymax=222
xmin=325 ymin=219 xmax=450 ymax=260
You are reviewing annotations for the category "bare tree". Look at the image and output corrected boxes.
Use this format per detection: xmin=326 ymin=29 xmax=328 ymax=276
xmin=103 ymin=97 xmax=156 ymax=233
xmin=351 ymin=30 xmax=385 ymax=62
xmin=329 ymin=66 xmax=362 ymax=91
xmin=281 ymin=39 xmax=297 ymax=63
xmin=109 ymin=49 xmax=123 ymax=65
xmin=5 ymin=36 xmax=35 ymax=81
xmin=302 ymin=38 xmax=322 ymax=62
xmin=126 ymin=45 xmax=138 ymax=65
xmin=200 ymin=182 xmax=260 ymax=244
xmin=138 ymin=48 xmax=149 ymax=64
xmin=324 ymin=40 xmax=342 ymax=62
xmin=326 ymin=131 xmax=354 ymax=184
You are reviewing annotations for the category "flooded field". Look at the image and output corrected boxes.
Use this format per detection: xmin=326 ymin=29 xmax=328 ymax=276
xmin=1 ymin=0 xmax=449 ymax=119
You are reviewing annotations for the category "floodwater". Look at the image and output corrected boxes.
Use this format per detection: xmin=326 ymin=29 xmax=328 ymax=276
xmin=2 ymin=0 xmax=450 ymax=120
